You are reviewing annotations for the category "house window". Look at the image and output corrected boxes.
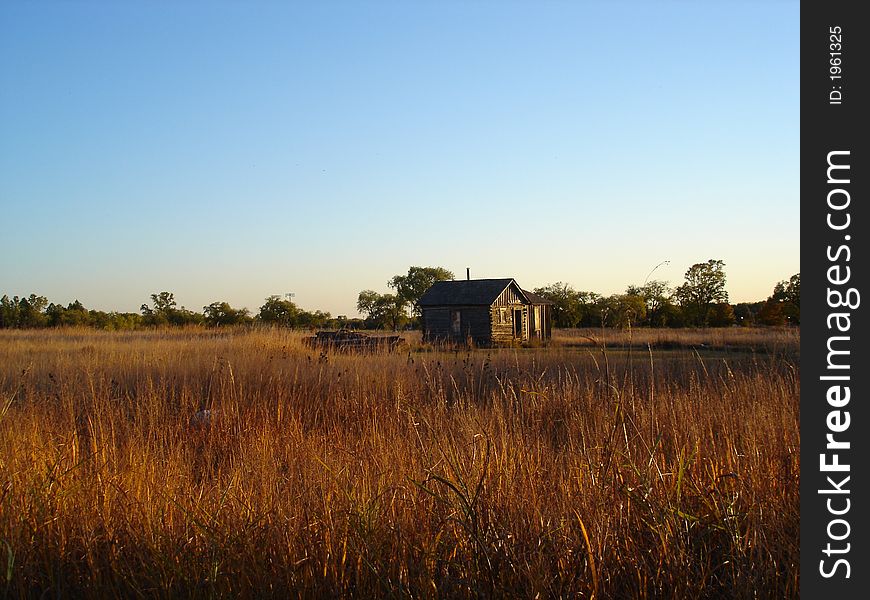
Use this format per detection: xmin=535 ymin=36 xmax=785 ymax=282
xmin=451 ymin=310 xmax=461 ymax=334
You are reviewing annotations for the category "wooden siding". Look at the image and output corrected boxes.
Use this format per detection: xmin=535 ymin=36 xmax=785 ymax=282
xmin=530 ymin=305 xmax=539 ymax=338
xmin=488 ymin=282 xmax=529 ymax=342
xmin=490 ymin=306 xmax=514 ymax=343
xmin=491 ymin=282 xmax=525 ymax=307
xmin=423 ymin=306 xmax=491 ymax=343
xmin=461 ymin=307 xmax=492 ymax=342
xmin=490 ymin=304 xmax=528 ymax=343
xmin=422 ymin=307 xmax=450 ymax=341
xmin=529 ymin=304 xmax=552 ymax=340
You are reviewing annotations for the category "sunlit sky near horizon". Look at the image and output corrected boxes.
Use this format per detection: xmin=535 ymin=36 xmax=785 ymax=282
xmin=1 ymin=1 xmax=799 ymax=317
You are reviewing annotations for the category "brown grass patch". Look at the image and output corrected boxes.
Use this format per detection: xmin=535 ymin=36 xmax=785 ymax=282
xmin=0 ymin=327 xmax=799 ymax=598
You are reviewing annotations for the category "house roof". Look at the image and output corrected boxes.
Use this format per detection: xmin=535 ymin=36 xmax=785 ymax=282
xmin=521 ymin=289 xmax=554 ymax=305
xmin=418 ymin=279 xmax=521 ymax=306
xmin=418 ymin=278 xmax=554 ymax=307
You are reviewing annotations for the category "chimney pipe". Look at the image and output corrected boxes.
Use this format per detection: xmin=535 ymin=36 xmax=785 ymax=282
xmin=467 ymin=267 xmax=470 ymax=281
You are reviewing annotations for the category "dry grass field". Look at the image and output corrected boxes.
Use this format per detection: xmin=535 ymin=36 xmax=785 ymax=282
xmin=0 ymin=327 xmax=799 ymax=598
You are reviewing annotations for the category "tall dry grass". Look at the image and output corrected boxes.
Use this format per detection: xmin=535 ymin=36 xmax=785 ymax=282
xmin=553 ymin=326 xmax=800 ymax=355
xmin=0 ymin=327 xmax=798 ymax=598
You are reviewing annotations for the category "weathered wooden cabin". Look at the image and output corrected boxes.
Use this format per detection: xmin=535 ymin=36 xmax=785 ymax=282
xmin=418 ymin=278 xmax=552 ymax=345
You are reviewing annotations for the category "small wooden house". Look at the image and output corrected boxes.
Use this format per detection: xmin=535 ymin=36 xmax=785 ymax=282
xmin=419 ymin=278 xmax=552 ymax=345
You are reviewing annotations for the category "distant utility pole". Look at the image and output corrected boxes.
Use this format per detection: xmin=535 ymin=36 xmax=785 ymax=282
xmin=284 ymin=293 xmax=295 ymax=301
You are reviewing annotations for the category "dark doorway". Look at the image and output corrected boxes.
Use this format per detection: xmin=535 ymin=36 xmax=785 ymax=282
xmin=513 ymin=309 xmax=523 ymax=338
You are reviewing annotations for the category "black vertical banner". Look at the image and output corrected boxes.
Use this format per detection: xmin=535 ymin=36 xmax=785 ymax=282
xmin=801 ymin=1 xmax=868 ymax=597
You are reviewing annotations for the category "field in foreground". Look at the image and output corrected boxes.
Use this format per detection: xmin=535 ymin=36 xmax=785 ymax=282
xmin=0 ymin=328 xmax=799 ymax=598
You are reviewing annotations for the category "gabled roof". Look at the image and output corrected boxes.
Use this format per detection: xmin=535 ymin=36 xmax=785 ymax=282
xmin=418 ymin=278 xmax=529 ymax=307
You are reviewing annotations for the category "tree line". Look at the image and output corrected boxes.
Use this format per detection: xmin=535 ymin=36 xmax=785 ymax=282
xmin=0 ymin=261 xmax=798 ymax=330
xmin=0 ymin=292 xmax=351 ymax=330
xmin=355 ymin=261 xmax=800 ymax=329
xmin=538 ymin=261 xmax=799 ymax=328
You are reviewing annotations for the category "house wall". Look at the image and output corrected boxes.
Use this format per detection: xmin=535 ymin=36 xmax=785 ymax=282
xmin=489 ymin=304 xmax=528 ymax=343
xmin=422 ymin=307 xmax=450 ymax=341
xmin=490 ymin=305 xmax=514 ymax=343
xmin=543 ymin=304 xmax=552 ymax=339
xmin=490 ymin=283 xmax=529 ymax=342
xmin=529 ymin=304 xmax=552 ymax=341
xmin=491 ymin=284 xmax=525 ymax=307
xmin=423 ymin=306 xmax=492 ymax=343
xmin=530 ymin=305 xmax=540 ymax=338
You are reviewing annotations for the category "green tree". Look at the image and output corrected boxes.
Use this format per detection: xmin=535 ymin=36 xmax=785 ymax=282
xmin=141 ymin=292 xmax=203 ymax=326
xmin=708 ymin=302 xmax=736 ymax=327
xmin=612 ymin=294 xmax=648 ymax=328
xmin=576 ymin=291 xmax=604 ymax=327
xmin=0 ymin=295 xmax=20 ymax=328
xmin=656 ymin=299 xmax=685 ymax=328
xmin=592 ymin=295 xmax=617 ymax=327
xmin=203 ymin=302 xmax=252 ymax=326
xmin=388 ymin=266 xmax=454 ymax=318
xmin=141 ymin=292 xmax=171 ymax=326
xmin=297 ymin=309 xmax=332 ymax=329
xmin=175 ymin=308 xmax=204 ymax=326
xmin=94 ymin=311 xmax=142 ymax=331
xmin=532 ymin=282 xmax=585 ymax=327
xmin=356 ymin=290 xmax=382 ymax=321
xmin=771 ymin=273 xmax=800 ymax=324
xmin=531 ymin=284 xmax=603 ymax=328
xmin=17 ymin=294 xmax=48 ymax=328
xmin=46 ymin=300 xmax=91 ymax=327
xmin=673 ymin=260 xmax=729 ymax=326
xmin=757 ymin=299 xmax=785 ymax=326
xmin=257 ymin=296 xmax=300 ymax=327
xmin=733 ymin=302 xmax=764 ymax=326
xmin=356 ymin=290 xmax=406 ymax=330
xmin=151 ymin=291 xmax=177 ymax=314
xmin=625 ymin=280 xmax=671 ymax=326
xmin=592 ymin=294 xmax=646 ymax=328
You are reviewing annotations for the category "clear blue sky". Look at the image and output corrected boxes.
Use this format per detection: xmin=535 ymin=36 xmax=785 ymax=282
xmin=1 ymin=1 xmax=798 ymax=316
